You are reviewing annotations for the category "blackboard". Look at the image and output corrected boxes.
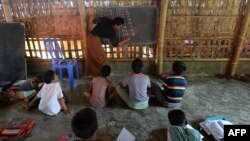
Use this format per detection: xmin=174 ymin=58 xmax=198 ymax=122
xmin=0 ymin=23 xmax=26 ymax=82
xmin=96 ymin=5 xmax=159 ymax=45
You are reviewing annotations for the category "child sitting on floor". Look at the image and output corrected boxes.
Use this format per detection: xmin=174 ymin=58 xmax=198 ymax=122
xmin=1 ymin=75 xmax=43 ymax=100
xmin=167 ymin=109 xmax=202 ymax=141
xmin=151 ymin=61 xmax=187 ymax=109
xmin=58 ymin=108 xmax=98 ymax=141
xmin=86 ymin=65 xmax=115 ymax=108
xmin=25 ymin=70 xmax=70 ymax=116
xmin=116 ymin=58 xmax=151 ymax=110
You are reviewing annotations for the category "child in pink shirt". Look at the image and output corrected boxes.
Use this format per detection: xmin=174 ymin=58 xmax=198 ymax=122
xmin=86 ymin=65 xmax=114 ymax=108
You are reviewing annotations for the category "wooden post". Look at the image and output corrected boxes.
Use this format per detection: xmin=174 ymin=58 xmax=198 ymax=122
xmin=77 ymin=0 xmax=87 ymax=74
xmin=77 ymin=0 xmax=87 ymax=49
xmin=2 ymin=0 xmax=14 ymax=22
xmin=228 ymin=1 xmax=250 ymax=76
xmin=157 ymin=0 xmax=169 ymax=75
xmin=77 ymin=0 xmax=87 ymax=75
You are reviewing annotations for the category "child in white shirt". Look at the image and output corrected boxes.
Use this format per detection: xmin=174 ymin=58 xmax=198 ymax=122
xmin=26 ymin=70 xmax=70 ymax=116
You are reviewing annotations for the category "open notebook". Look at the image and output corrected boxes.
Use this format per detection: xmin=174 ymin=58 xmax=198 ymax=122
xmin=200 ymin=120 xmax=233 ymax=141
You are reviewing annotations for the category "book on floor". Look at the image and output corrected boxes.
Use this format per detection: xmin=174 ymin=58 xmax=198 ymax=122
xmin=199 ymin=117 xmax=233 ymax=141
xmin=0 ymin=118 xmax=36 ymax=140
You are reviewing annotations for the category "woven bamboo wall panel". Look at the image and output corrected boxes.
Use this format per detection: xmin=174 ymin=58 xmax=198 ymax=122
xmin=102 ymin=44 xmax=155 ymax=59
xmin=2 ymin=0 xmax=250 ymax=60
xmin=166 ymin=16 xmax=239 ymax=38
xmin=10 ymin=0 xmax=82 ymax=38
xmin=168 ymin=0 xmax=244 ymax=16
xmin=164 ymin=0 xmax=247 ymax=59
xmin=242 ymin=13 xmax=250 ymax=58
xmin=246 ymin=21 xmax=250 ymax=37
xmin=25 ymin=38 xmax=84 ymax=59
xmin=165 ymin=38 xmax=235 ymax=58
xmin=84 ymin=0 xmax=160 ymax=7
xmin=166 ymin=0 xmax=246 ymax=38
xmin=240 ymin=40 xmax=250 ymax=58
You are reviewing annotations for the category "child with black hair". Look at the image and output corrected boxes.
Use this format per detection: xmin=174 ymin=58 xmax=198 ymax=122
xmin=152 ymin=61 xmax=187 ymax=108
xmin=86 ymin=8 xmax=131 ymax=77
xmin=91 ymin=16 xmax=131 ymax=48
xmin=86 ymin=65 xmax=115 ymax=108
xmin=58 ymin=108 xmax=98 ymax=141
xmin=25 ymin=70 xmax=70 ymax=116
xmin=167 ymin=109 xmax=202 ymax=141
xmin=116 ymin=58 xmax=151 ymax=110
xmin=1 ymin=75 xmax=43 ymax=100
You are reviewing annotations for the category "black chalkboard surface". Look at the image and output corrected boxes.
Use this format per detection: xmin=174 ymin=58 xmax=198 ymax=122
xmin=96 ymin=5 xmax=159 ymax=45
xmin=0 ymin=23 xmax=26 ymax=82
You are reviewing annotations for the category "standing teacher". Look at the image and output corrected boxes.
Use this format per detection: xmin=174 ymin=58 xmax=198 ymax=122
xmin=86 ymin=8 xmax=131 ymax=76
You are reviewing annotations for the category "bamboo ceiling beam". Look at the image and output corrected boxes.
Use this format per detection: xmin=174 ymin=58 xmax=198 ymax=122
xmin=157 ymin=0 xmax=169 ymax=75
xmin=2 ymin=0 xmax=14 ymax=22
xmin=228 ymin=1 xmax=250 ymax=77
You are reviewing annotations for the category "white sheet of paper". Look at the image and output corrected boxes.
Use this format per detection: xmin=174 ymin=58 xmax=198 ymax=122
xmin=116 ymin=127 xmax=135 ymax=141
xmin=2 ymin=129 xmax=20 ymax=135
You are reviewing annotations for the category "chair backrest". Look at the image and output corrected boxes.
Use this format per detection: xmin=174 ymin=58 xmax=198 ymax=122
xmin=44 ymin=38 xmax=66 ymax=65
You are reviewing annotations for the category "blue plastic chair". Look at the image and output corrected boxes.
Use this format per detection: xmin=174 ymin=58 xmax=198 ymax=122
xmin=44 ymin=38 xmax=79 ymax=89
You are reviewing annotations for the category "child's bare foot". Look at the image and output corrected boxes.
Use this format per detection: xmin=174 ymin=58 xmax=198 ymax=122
xmin=22 ymin=102 xmax=29 ymax=111
xmin=84 ymin=92 xmax=90 ymax=98
xmin=24 ymin=98 xmax=29 ymax=103
xmin=23 ymin=104 xmax=29 ymax=111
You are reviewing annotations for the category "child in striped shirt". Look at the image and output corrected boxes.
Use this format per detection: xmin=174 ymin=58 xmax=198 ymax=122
xmin=152 ymin=61 xmax=187 ymax=109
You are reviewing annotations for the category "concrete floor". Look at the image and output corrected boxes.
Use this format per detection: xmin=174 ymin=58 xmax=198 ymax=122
xmin=0 ymin=75 xmax=250 ymax=141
